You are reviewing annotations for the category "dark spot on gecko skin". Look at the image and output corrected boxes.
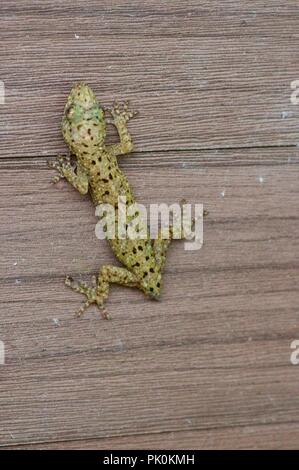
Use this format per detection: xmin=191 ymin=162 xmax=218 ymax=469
xmin=133 ymin=247 xmax=137 ymax=254
xmin=102 ymin=178 xmax=109 ymax=183
xmin=104 ymin=190 xmax=110 ymax=195
xmin=98 ymin=156 xmax=102 ymax=162
xmin=138 ymin=246 xmax=143 ymax=251
xmin=146 ymin=256 xmax=149 ymax=260
xmin=157 ymin=282 xmax=160 ymax=287
xmin=92 ymin=160 xmax=96 ymax=165
xmin=109 ymin=173 xmax=113 ymax=180
xmin=87 ymin=128 xmax=91 ymax=135
xmin=149 ymin=268 xmax=154 ymax=273
xmin=143 ymin=272 xmax=148 ymax=278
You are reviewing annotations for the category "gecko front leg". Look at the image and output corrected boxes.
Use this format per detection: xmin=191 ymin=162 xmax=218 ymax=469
xmin=48 ymin=156 xmax=89 ymax=195
xmin=105 ymin=101 xmax=137 ymax=156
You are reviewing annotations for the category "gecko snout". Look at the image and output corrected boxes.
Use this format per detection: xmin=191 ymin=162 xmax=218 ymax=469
xmin=67 ymin=82 xmax=98 ymax=110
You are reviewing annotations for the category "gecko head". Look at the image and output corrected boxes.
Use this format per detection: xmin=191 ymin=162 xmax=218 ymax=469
xmin=62 ymin=83 xmax=106 ymax=153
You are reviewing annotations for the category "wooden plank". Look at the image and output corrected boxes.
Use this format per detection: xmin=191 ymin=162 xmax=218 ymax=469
xmin=4 ymin=423 xmax=299 ymax=450
xmin=0 ymin=149 xmax=299 ymax=447
xmin=0 ymin=1 xmax=299 ymax=157
xmin=1 ymin=1 xmax=298 ymax=40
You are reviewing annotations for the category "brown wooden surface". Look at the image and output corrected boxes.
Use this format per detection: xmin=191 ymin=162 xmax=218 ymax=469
xmin=0 ymin=0 xmax=299 ymax=450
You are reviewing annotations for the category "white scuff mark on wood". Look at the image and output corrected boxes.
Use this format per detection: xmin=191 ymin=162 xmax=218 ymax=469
xmin=52 ymin=318 xmax=60 ymax=327
xmin=115 ymin=338 xmax=125 ymax=352
xmin=281 ymin=111 xmax=292 ymax=119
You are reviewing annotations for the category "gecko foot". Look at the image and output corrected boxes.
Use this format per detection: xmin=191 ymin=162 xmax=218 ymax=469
xmin=48 ymin=155 xmax=73 ymax=183
xmin=104 ymin=100 xmax=138 ymax=123
xmin=65 ymin=275 xmax=110 ymax=320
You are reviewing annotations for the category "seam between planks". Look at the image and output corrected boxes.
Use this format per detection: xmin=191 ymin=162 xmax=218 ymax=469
xmin=1 ymin=418 xmax=299 ymax=450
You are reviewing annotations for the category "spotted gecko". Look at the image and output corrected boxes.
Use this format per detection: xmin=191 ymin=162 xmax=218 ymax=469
xmin=49 ymin=83 xmax=196 ymax=319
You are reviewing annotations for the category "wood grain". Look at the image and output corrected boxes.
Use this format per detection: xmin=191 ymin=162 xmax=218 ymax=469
xmin=4 ymin=423 xmax=299 ymax=450
xmin=0 ymin=149 xmax=299 ymax=448
xmin=0 ymin=1 xmax=299 ymax=157
xmin=1 ymin=0 xmax=299 ymax=450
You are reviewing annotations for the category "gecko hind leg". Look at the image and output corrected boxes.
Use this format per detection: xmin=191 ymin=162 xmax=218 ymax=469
xmin=65 ymin=275 xmax=109 ymax=319
xmin=65 ymin=265 xmax=139 ymax=319
xmin=153 ymin=201 xmax=208 ymax=271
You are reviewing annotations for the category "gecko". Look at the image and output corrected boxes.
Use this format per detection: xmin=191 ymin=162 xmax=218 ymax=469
xmin=49 ymin=83 xmax=197 ymax=319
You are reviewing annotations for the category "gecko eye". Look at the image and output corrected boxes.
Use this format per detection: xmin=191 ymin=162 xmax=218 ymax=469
xmin=65 ymin=103 xmax=83 ymax=123
xmin=65 ymin=105 xmax=74 ymax=119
